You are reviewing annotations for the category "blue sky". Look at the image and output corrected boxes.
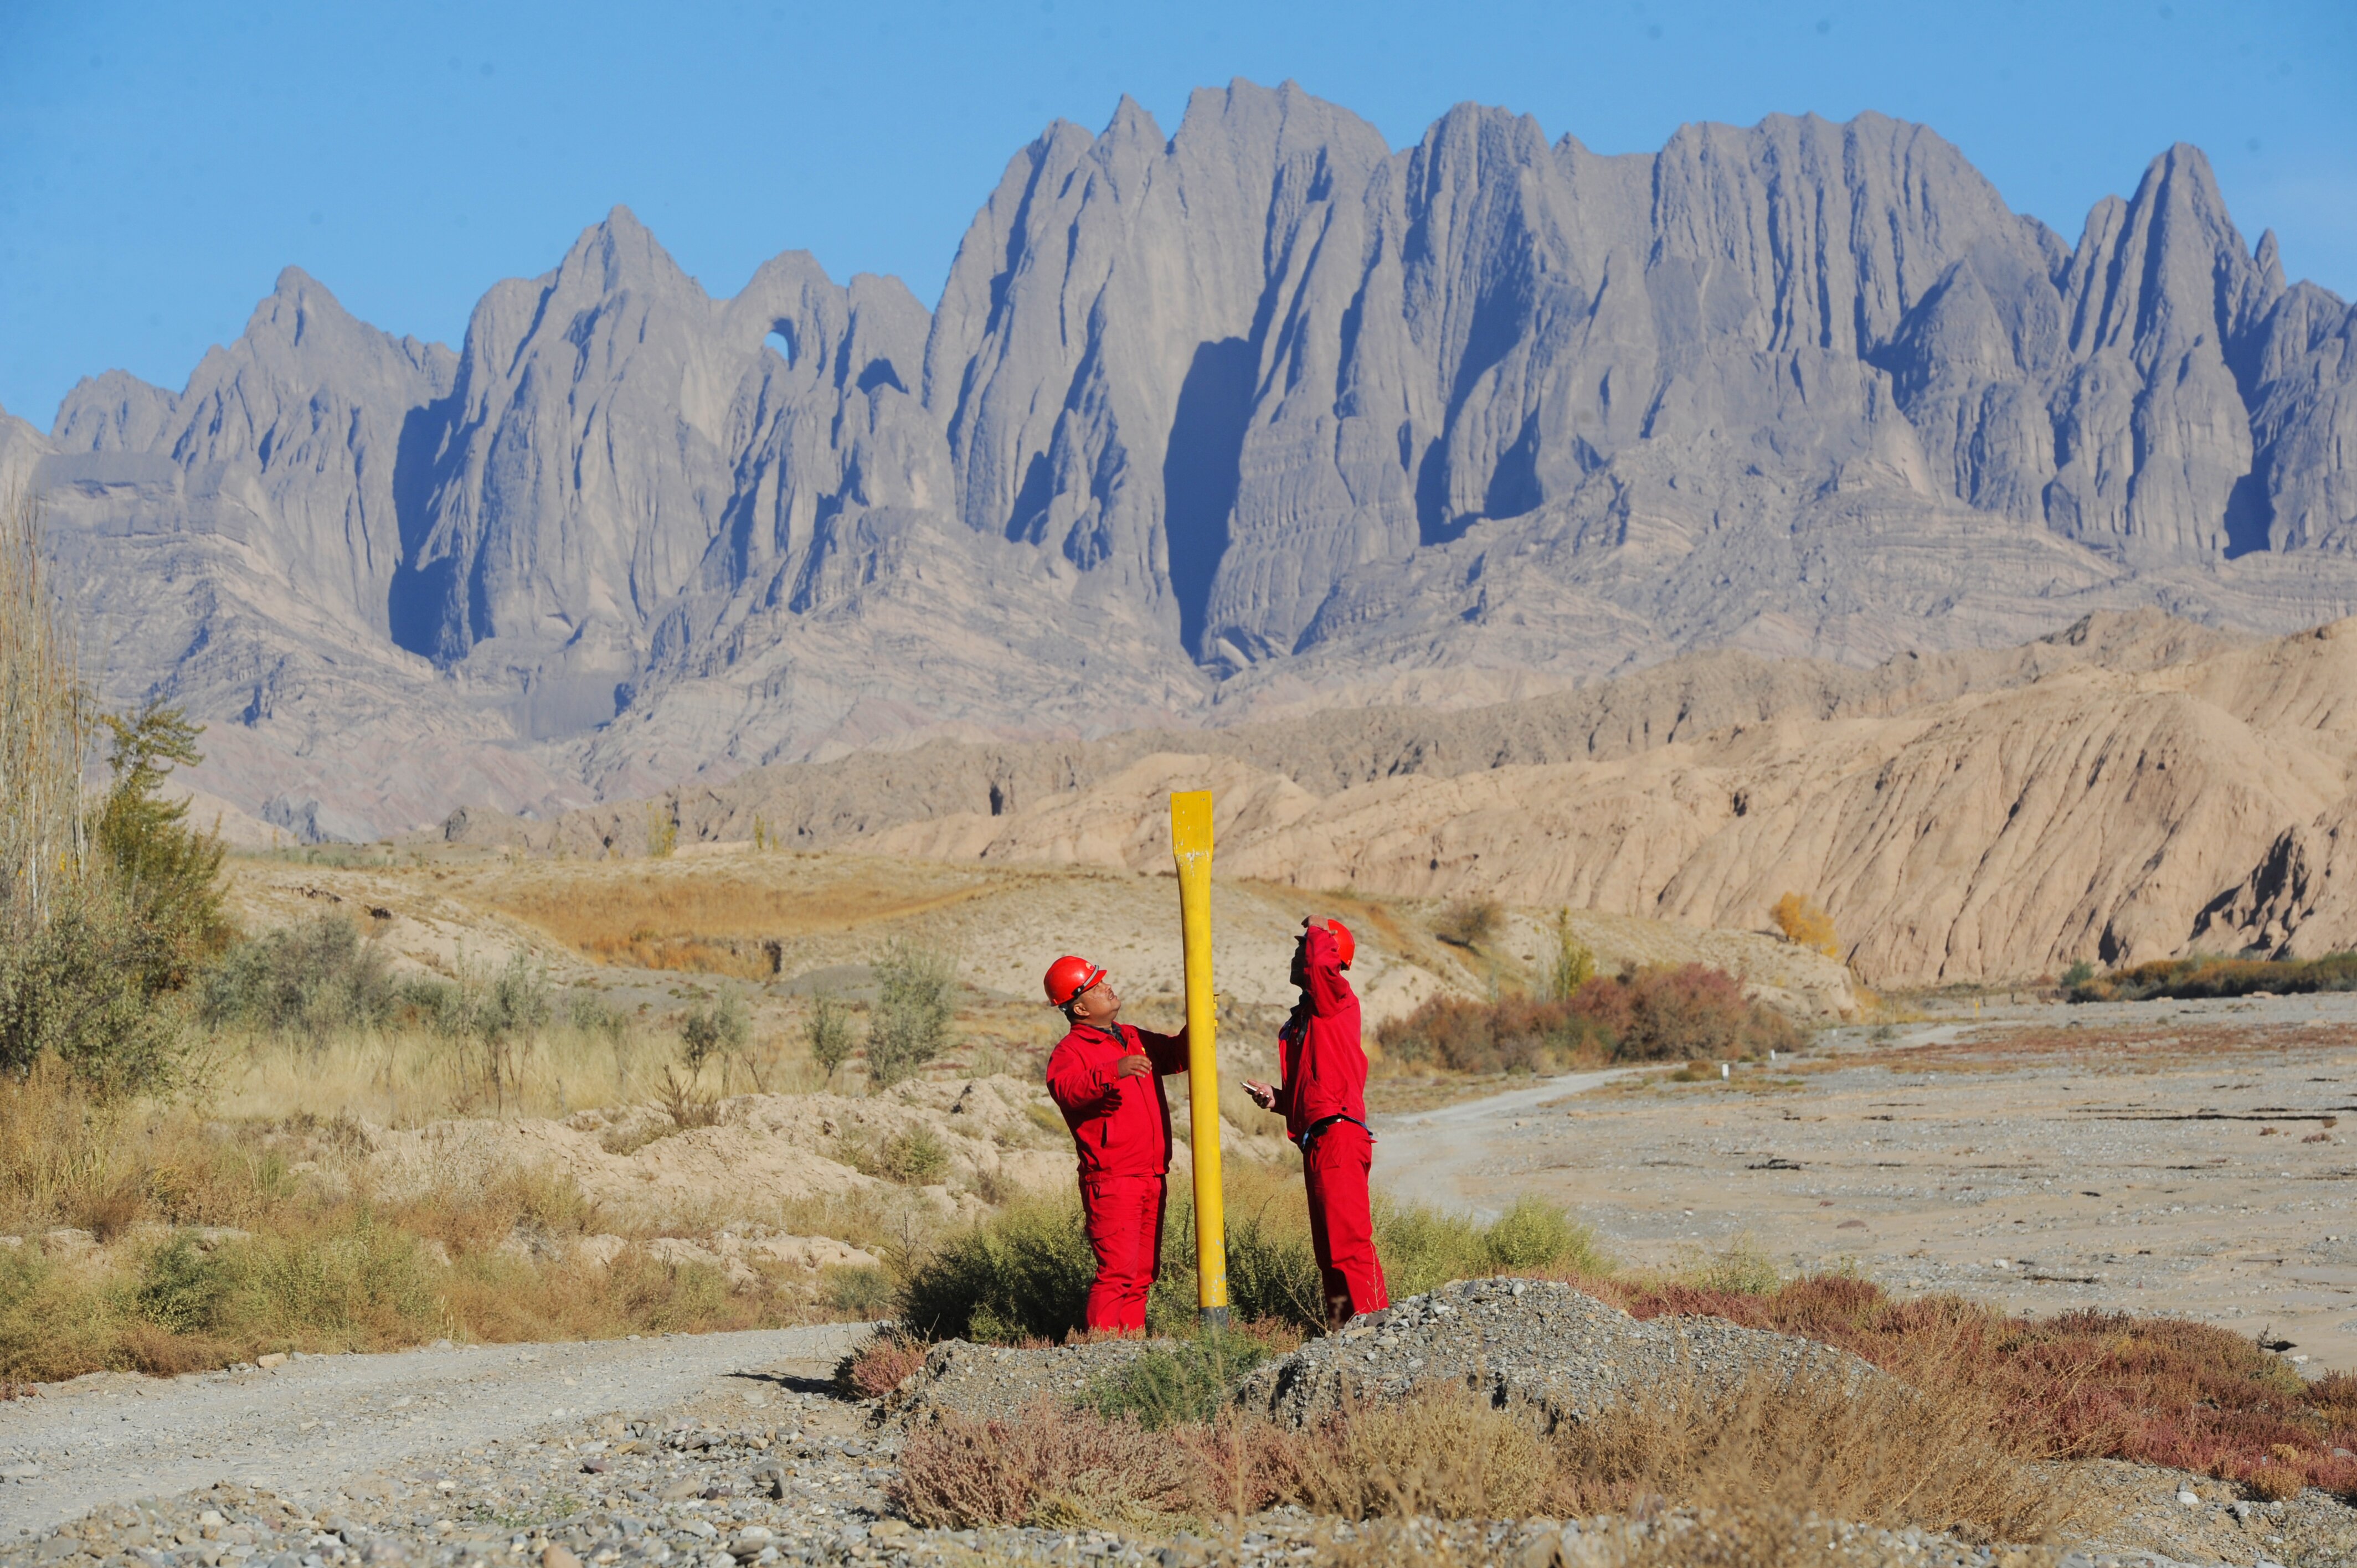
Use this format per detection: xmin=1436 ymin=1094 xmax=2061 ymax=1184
xmin=2 ymin=0 xmax=2351 ymax=426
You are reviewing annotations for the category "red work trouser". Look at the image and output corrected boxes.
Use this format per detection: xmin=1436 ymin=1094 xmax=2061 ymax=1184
xmin=1302 ymin=1119 xmax=1388 ymax=1325
xmin=1079 ymin=1172 xmax=1166 ymax=1333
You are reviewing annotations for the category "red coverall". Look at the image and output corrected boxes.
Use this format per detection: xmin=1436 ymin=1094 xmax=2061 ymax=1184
xmin=1273 ymin=924 xmax=1390 ymax=1324
xmin=1043 ymin=1019 xmax=1190 ymax=1333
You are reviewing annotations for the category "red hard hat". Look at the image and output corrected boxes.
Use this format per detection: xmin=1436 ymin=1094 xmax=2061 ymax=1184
xmin=1325 ymin=919 xmax=1355 ymax=968
xmin=1043 ymin=954 xmax=1107 ymax=1008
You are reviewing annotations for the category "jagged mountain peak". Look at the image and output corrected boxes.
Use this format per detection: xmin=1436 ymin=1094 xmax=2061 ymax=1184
xmin=35 ymin=86 xmax=2357 ymax=842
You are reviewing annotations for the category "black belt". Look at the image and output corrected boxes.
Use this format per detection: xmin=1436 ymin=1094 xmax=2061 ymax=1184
xmin=1294 ymin=1113 xmax=1372 ymax=1152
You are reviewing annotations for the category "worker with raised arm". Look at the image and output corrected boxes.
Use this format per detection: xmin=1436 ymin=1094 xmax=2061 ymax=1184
xmin=1243 ymin=917 xmax=1390 ymax=1328
xmin=1040 ymin=955 xmax=1190 ymax=1335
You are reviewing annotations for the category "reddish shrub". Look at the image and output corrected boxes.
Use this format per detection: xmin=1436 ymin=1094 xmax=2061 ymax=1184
xmin=1377 ymin=963 xmax=1799 ymax=1072
xmin=837 ymin=1330 xmax=929 ymax=1400
xmin=1587 ymin=1272 xmax=2357 ymax=1500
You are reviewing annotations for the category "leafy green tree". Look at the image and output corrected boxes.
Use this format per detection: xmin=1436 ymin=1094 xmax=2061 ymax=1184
xmin=94 ymin=700 xmax=230 ymax=990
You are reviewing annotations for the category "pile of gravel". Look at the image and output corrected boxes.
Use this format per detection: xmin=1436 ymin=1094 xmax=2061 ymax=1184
xmin=879 ymin=1337 xmax=1159 ymax=1424
xmin=1232 ymin=1277 xmax=1875 ymax=1429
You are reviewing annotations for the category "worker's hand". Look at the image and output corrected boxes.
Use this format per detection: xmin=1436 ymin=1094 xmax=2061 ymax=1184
xmin=1115 ymin=1053 xmax=1153 ymax=1079
xmin=1242 ymin=1079 xmax=1276 ymax=1111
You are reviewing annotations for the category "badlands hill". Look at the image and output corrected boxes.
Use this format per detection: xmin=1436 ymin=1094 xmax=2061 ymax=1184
xmin=6 ymin=81 xmax=2356 ymax=840
xmin=458 ymin=611 xmax=2357 ymax=987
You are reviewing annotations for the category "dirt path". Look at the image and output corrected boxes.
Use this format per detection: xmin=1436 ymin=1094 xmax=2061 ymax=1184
xmin=0 ymin=1323 xmax=867 ymax=1538
xmin=1372 ymin=994 xmax=2357 ymax=1371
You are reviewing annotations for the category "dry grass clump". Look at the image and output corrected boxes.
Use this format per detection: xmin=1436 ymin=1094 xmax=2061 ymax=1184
xmin=892 ymin=1397 xmax=1198 ymax=1528
xmin=0 ymin=1066 xmax=878 ymax=1381
xmin=894 ymin=1361 xmax=2081 ymax=1543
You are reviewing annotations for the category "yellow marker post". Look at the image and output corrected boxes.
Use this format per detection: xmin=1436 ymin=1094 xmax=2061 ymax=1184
xmin=1170 ymin=790 xmax=1228 ymax=1326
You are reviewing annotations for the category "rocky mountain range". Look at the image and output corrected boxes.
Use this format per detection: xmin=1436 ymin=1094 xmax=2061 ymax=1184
xmin=6 ymin=79 xmax=2355 ymax=842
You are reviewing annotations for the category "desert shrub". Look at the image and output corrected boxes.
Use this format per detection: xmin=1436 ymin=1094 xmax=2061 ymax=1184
xmin=475 ymin=951 xmax=552 ymax=1043
xmin=1080 ymin=1334 xmax=1269 ymax=1429
xmin=1282 ymin=1384 xmax=1562 ymax=1521
xmin=1224 ymin=1204 xmax=1326 ymax=1328
xmin=644 ymin=804 xmax=678 ymax=859
xmin=867 ymin=940 xmax=957 ymax=1087
xmin=897 ymin=1190 xmax=1096 ymax=1342
xmin=1433 ymin=896 xmax=1501 ymax=949
xmin=0 ymin=889 xmax=191 ymax=1094
xmin=133 ymin=1230 xmax=232 ymax=1334
xmin=1610 ymin=963 xmax=1800 ymax=1061
xmin=1675 ymin=1236 xmax=1782 ymax=1296
xmin=1378 ymin=964 xmax=1799 ymax=1072
xmin=1543 ymin=909 xmax=1596 ymax=1001
xmin=0 ymin=698 xmax=231 ymax=1095
xmin=889 ymin=1398 xmax=1197 ymax=1528
xmin=1377 ymin=1195 xmax=1612 ymax=1304
xmin=1770 ymin=891 xmax=1840 ymax=957
xmin=821 ymin=1263 xmax=894 ymax=1319
xmin=1375 ymin=992 xmax=1611 ymax=1074
xmin=200 ymin=916 xmax=402 ymax=1038
xmin=678 ymin=989 xmax=750 ymax=1075
xmin=805 ymin=992 xmax=856 ymax=1081
xmin=2068 ymin=950 xmax=2357 ymax=1003
xmin=877 ymin=1127 xmax=950 ymax=1185
xmin=838 ymin=1328 xmax=929 ymax=1398
xmin=899 ymin=1175 xmax=1608 ymax=1342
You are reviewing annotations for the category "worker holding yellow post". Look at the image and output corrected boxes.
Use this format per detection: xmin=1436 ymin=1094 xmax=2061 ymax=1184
xmin=1243 ymin=917 xmax=1390 ymax=1329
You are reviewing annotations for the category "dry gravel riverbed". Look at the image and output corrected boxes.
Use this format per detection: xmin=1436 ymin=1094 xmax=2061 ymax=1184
xmin=7 ymin=1289 xmax=2356 ymax=1567
xmin=1377 ymin=993 xmax=2357 ymax=1372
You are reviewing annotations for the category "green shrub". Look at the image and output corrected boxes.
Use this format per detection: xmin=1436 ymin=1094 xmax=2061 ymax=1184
xmin=200 ymin=916 xmax=401 ymax=1038
xmin=821 ymin=1263 xmax=894 ymax=1318
xmin=680 ymin=989 xmax=750 ymax=1074
xmin=2063 ymin=951 xmax=2357 ymax=1003
xmin=806 ymin=993 xmax=856 ymax=1082
xmin=897 ymin=1190 xmax=1095 ymax=1342
xmin=1543 ymin=910 xmax=1596 ymax=1002
xmin=1223 ymin=1206 xmax=1325 ymax=1328
xmin=896 ymin=1175 xmax=1607 ymax=1341
xmin=879 ymin=1127 xmax=950 ymax=1185
xmin=868 ymin=941 xmax=956 ymax=1087
xmin=0 ymin=888 xmax=190 ymax=1094
xmin=1080 ymin=1334 xmax=1269 ymax=1428
xmin=133 ymin=1231 xmax=231 ymax=1333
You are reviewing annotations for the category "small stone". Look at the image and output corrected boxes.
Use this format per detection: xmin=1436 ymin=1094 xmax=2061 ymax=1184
xmin=541 ymin=1548 xmax=580 ymax=1568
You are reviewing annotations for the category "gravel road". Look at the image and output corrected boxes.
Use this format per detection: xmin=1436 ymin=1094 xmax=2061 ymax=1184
xmin=0 ymin=1324 xmax=867 ymax=1537
xmin=1370 ymin=1065 xmax=1645 ymax=1217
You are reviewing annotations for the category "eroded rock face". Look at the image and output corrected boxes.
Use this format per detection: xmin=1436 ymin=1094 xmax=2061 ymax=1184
xmin=33 ymin=83 xmax=2357 ymax=838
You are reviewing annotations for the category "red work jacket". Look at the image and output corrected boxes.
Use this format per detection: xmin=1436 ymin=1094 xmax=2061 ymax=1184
xmin=1044 ymin=1021 xmax=1190 ymax=1178
xmin=1273 ymin=924 xmax=1368 ymax=1143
